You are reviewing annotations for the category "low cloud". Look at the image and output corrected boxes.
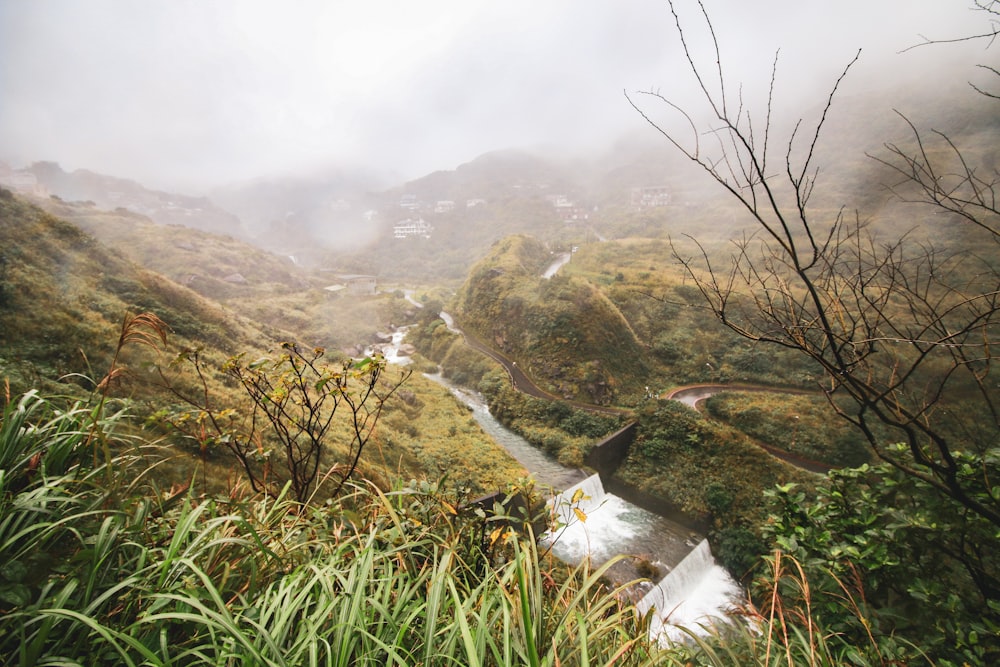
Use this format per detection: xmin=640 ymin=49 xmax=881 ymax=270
xmin=0 ymin=0 xmax=986 ymax=191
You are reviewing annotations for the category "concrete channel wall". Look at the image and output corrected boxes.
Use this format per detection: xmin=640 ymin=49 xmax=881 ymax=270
xmin=585 ymin=421 xmax=637 ymax=475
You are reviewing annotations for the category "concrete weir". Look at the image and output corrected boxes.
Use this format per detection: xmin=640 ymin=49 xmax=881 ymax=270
xmin=542 ymin=474 xmax=740 ymax=646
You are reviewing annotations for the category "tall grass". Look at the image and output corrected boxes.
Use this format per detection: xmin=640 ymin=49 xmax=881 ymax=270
xmin=1 ymin=382 xmax=907 ymax=666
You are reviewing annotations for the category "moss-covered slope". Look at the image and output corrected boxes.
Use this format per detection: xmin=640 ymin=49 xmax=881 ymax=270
xmin=455 ymin=235 xmax=647 ymax=404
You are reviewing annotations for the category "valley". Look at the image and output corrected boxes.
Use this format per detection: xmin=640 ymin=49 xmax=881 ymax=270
xmin=2 ymin=70 xmax=999 ymax=663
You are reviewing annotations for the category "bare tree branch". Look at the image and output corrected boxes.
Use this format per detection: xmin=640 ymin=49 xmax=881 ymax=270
xmin=637 ymin=0 xmax=1000 ymax=531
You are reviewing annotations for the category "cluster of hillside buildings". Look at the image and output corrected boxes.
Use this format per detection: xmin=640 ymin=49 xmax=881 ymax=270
xmin=388 ymin=184 xmax=673 ymax=240
xmin=630 ymin=186 xmax=672 ymax=209
xmin=392 ymin=194 xmax=490 ymax=239
xmin=393 ymin=218 xmax=433 ymax=239
xmin=323 ymin=274 xmax=377 ymax=296
xmin=545 ymin=194 xmax=591 ymax=222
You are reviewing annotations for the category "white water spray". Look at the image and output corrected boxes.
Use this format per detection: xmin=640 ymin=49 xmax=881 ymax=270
xmin=543 ymin=475 xmax=740 ymax=645
xmin=637 ymin=539 xmax=741 ymax=645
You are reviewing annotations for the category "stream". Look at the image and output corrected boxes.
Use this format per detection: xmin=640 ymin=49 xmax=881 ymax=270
xmin=424 ymin=372 xmax=588 ymax=490
xmin=405 ymin=360 xmax=740 ymax=644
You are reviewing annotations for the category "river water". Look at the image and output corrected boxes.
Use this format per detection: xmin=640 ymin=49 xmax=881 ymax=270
xmin=386 ymin=330 xmax=741 ymax=644
xmin=424 ymin=373 xmax=588 ymax=490
xmin=423 ymin=371 xmax=741 ymax=644
xmin=365 ymin=326 xmax=417 ymax=366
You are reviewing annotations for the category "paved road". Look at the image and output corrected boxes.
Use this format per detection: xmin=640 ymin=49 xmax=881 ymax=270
xmin=443 ymin=311 xmax=630 ymax=417
xmin=542 ymin=253 xmax=571 ymax=279
xmin=665 ymin=383 xmax=818 ymax=409
xmin=664 ymin=383 xmax=833 ymax=474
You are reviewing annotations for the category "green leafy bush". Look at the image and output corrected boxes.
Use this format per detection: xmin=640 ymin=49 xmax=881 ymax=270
xmin=763 ymin=460 xmax=1000 ymax=664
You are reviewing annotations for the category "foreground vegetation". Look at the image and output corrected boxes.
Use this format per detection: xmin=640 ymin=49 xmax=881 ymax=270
xmin=4 ymin=382 xmax=963 ymax=666
xmin=0 ymin=388 xmax=642 ymax=665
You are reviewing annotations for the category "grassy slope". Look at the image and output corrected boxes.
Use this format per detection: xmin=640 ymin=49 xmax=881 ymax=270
xmin=0 ymin=188 xmax=261 ymax=393
xmin=0 ymin=189 xmax=522 ymax=495
xmin=453 ymin=233 xmax=832 ymax=408
xmin=455 ymin=235 xmax=649 ymax=404
xmin=34 ymin=196 xmax=307 ymax=300
xmin=27 ymin=195 xmax=422 ymax=353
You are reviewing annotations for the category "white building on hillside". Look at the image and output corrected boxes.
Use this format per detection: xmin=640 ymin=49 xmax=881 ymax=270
xmin=324 ymin=274 xmax=376 ymax=296
xmin=393 ymin=218 xmax=433 ymax=239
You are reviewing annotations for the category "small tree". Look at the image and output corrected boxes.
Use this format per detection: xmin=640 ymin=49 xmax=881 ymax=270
xmin=166 ymin=343 xmax=410 ymax=502
xmin=629 ymin=0 xmax=1000 ymax=527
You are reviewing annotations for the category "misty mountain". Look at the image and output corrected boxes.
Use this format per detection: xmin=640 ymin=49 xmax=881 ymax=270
xmin=208 ymin=165 xmax=397 ymax=252
xmin=386 ymin=149 xmax=573 ymax=201
xmin=5 ymin=79 xmax=995 ymax=289
xmin=21 ymin=161 xmax=245 ymax=237
xmin=211 ymin=76 xmax=1000 ymax=284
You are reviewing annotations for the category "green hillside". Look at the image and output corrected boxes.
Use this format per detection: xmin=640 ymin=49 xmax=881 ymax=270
xmin=0 ymin=187 xmax=257 ymax=394
xmin=454 ymin=235 xmax=648 ymax=404
xmin=0 ymin=188 xmax=523 ymax=496
xmin=36 ymin=195 xmax=307 ymax=301
xmin=451 ymin=233 xmax=828 ymax=407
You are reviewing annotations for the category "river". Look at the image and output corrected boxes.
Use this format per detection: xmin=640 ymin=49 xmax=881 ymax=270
xmin=424 ymin=372 xmax=589 ymax=490
xmin=421 ymin=371 xmax=740 ymax=645
xmin=381 ymin=323 xmax=741 ymax=644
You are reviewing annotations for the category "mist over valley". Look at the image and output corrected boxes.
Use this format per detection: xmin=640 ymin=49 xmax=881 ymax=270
xmin=1 ymin=1 xmax=999 ymax=663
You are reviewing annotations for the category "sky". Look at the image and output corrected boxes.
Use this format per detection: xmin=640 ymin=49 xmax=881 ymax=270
xmin=0 ymin=0 xmax=990 ymax=192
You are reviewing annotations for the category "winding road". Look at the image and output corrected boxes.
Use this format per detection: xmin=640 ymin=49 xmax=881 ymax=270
xmin=429 ymin=254 xmax=832 ymax=473
xmin=441 ymin=311 xmax=629 ymax=417
xmin=665 ymin=383 xmax=819 ymax=409
xmin=664 ymin=384 xmax=833 ymax=474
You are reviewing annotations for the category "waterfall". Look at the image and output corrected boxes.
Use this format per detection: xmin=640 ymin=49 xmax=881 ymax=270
xmin=636 ymin=539 xmax=741 ymax=646
xmin=548 ymin=473 xmax=607 ymax=523
xmin=540 ymin=474 xmax=692 ymax=573
xmin=543 ymin=475 xmax=740 ymax=646
xmin=542 ymin=474 xmax=647 ymax=565
xmin=366 ymin=327 xmax=413 ymax=366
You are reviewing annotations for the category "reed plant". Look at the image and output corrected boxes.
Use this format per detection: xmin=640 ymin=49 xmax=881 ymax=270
xmin=2 ymin=381 xmax=930 ymax=666
xmin=0 ymin=408 xmax=653 ymax=667
xmin=0 ymin=308 xmax=925 ymax=665
xmin=658 ymin=550 xmax=923 ymax=667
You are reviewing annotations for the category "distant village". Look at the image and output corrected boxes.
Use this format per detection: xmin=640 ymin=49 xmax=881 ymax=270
xmin=1 ymin=160 xmax=675 ymax=300
xmin=389 ymin=185 xmax=672 ymax=241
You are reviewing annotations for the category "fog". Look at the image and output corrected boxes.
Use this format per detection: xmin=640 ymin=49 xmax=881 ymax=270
xmin=0 ymin=0 xmax=987 ymax=192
